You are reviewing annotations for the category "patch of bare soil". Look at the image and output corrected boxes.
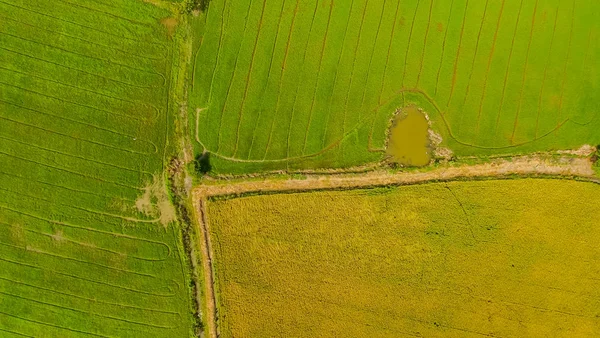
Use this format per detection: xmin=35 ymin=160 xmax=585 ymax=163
xmin=136 ymin=175 xmax=177 ymax=227
xmin=160 ymin=17 xmax=178 ymax=37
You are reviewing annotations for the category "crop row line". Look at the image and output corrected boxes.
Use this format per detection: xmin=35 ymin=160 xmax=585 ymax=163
xmin=0 ymin=64 xmax=161 ymax=121
xmin=0 ymin=309 xmax=111 ymax=337
xmin=534 ymin=5 xmax=560 ymax=139
xmin=56 ymin=0 xmax=157 ymax=28
xmin=511 ymin=0 xmax=539 ymax=143
xmin=232 ymin=0 xmax=269 ymax=157
xmin=0 ymin=105 xmax=157 ymax=156
xmin=445 ymin=0 xmax=469 ymax=109
xmin=433 ymin=0 xmax=455 ymax=96
xmin=201 ymin=0 xmax=229 ymax=146
xmin=0 ymin=13 xmax=167 ymax=60
xmin=0 ymin=169 xmax=135 ymax=203
xmin=554 ymin=1 xmax=577 ymax=133
xmin=0 ymin=274 xmax=180 ymax=315
xmin=319 ymin=0 xmax=355 ymax=152
xmin=215 ymin=0 xmax=255 ymax=153
xmin=0 ymin=204 xmax=173 ymax=256
xmin=378 ymin=0 xmax=401 ymax=106
xmin=0 ymin=45 xmax=163 ymax=89
xmin=460 ymin=0 xmax=490 ymax=109
xmin=0 ymin=256 xmax=176 ymax=297
xmin=0 ymin=0 xmax=167 ymax=47
xmin=340 ymin=0 xmax=370 ymax=149
xmin=0 ymin=149 xmax=144 ymax=191
xmin=0 ymin=209 xmax=164 ymax=262
xmin=301 ymin=0 xmax=335 ymax=155
xmin=0 ymin=134 xmax=153 ymax=177
xmin=0 ymin=240 xmax=157 ymax=279
xmin=415 ymin=0 xmax=435 ymax=87
xmin=0 ymin=30 xmax=162 ymax=75
xmin=0 ymin=97 xmax=158 ymax=154
xmin=401 ymin=0 xmax=420 ymax=89
xmin=284 ymin=0 xmax=320 ymax=159
xmin=493 ymin=0 xmax=525 ymax=139
xmin=261 ymin=0 xmax=301 ymax=161
xmin=246 ymin=0 xmax=287 ymax=160
xmin=473 ymin=0 xmax=505 ymax=133
xmin=0 ymin=327 xmax=32 ymax=338
xmin=358 ymin=0 xmax=386 ymax=114
xmin=0 ymin=290 xmax=176 ymax=329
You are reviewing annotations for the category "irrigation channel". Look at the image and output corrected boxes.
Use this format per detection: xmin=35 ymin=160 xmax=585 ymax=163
xmin=192 ymin=156 xmax=596 ymax=338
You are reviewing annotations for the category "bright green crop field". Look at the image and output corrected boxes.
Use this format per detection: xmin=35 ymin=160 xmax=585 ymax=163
xmin=0 ymin=0 xmax=194 ymax=336
xmin=207 ymin=179 xmax=600 ymax=337
xmin=190 ymin=0 xmax=599 ymax=173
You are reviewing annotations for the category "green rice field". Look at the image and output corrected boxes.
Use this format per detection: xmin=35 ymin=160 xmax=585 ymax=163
xmin=0 ymin=0 xmax=193 ymax=336
xmin=190 ymin=0 xmax=599 ymax=173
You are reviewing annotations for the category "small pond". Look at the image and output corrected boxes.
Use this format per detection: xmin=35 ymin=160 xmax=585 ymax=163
xmin=386 ymin=107 xmax=431 ymax=166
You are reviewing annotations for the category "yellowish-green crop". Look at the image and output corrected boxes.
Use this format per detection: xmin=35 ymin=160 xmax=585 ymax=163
xmin=207 ymin=179 xmax=600 ymax=337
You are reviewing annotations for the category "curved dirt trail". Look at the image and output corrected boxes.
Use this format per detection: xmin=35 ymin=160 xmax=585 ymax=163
xmin=192 ymin=156 xmax=596 ymax=338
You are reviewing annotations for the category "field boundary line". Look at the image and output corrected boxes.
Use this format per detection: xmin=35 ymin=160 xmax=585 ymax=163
xmin=194 ymin=157 xmax=594 ymax=198
xmin=192 ymin=198 xmax=219 ymax=338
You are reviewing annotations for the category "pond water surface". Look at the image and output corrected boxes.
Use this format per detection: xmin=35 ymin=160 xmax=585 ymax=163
xmin=386 ymin=107 xmax=431 ymax=166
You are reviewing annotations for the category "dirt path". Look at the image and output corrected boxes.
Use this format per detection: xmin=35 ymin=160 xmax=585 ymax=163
xmin=191 ymin=156 xmax=596 ymax=338
xmin=194 ymin=157 xmax=594 ymax=198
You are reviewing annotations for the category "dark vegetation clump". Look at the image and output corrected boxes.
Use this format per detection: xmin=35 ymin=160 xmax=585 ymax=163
xmin=592 ymin=145 xmax=600 ymax=166
xmin=195 ymin=152 xmax=212 ymax=175
xmin=185 ymin=0 xmax=210 ymax=13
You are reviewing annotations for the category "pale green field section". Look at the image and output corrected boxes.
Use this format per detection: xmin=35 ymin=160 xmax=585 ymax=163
xmin=208 ymin=179 xmax=600 ymax=337
xmin=191 ymin=0 xmax=600 ymax=173
xmin=0 ymin=0 xmax=193 ymax=336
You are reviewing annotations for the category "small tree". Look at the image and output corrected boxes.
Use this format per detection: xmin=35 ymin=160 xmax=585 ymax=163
xmin=195 ymin=152 xmax=212 ymax=175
